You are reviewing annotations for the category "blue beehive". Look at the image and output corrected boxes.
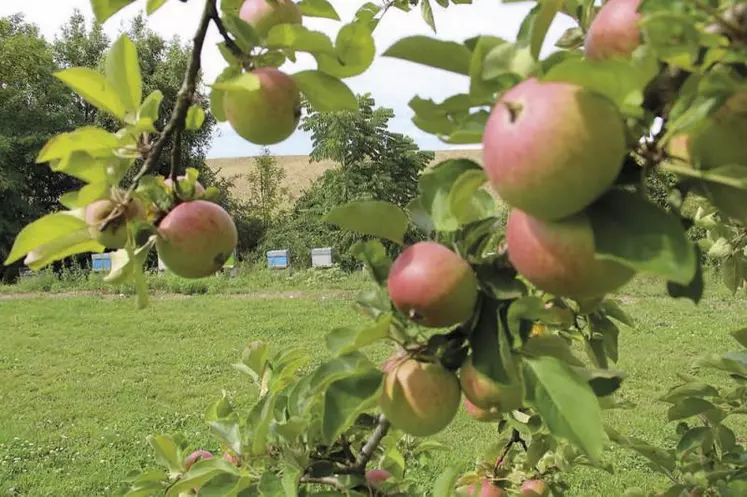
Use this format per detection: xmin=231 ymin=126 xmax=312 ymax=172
xmin=91 ymin=253 xmax=112 ymax=272
xmin=266 ymin=250 xmax=289 ymax=269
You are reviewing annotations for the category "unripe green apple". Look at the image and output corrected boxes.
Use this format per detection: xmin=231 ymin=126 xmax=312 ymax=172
xmin=184 ymin=449 xmax=213 ymax=471
xmin=459 ymin=357 xmax=523 ymax=411
xmin=463 ymin=397 xmax=503 ymax=422
xmin=482 ymin=78 xmax=627 ymax=222
xmin=85 ymin=198 xmax=146 ymax=249
xmin=378 ymin=358 xmax=461 ymax=437
xmin=584 ymin=0 xmax=643 ymax=61
xmin=387 ymin=241 xmax=479 ymax=328
xmin=165 ymin=176 xmax=205 ymax=200
xmin=223 ymin=67 xmax=301 ymax=146
xmin=506 ymin=209 xmax=635 ymax=300
xmin=239 ymin=0 xmax=302 ymax=39
xmin=458 ymin=479 xmax=505 ymax=497
xmin=521 ymin=479 xmax=549 ymax=497
xmin=156 ymin=200 xmax=238 ymax=279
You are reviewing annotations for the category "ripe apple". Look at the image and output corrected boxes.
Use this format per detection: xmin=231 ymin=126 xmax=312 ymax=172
xmin=482 ymin=78 xmax=627 ymax=222
xmin=164 ymin=176 xmax=205 ymax=200
xmin=378 ymin=358 xmax=461 ymax=437
xmin=463 ymin=397 xmax=503 ymax=422
xmin=365 ymin=469 xmax=392 ymax=488
xmin=387 ymin=241 xmax=479 ymax=328
xmin=459 ymin=357 xmax=523 ymax=411
xmin=223 ymin=67 xmax=301 ymax=145
xmin=86 ymin=198 xmax=146 ymax=249
xmin=521 ymin=479 xmax=549 ymax=497
xmin=584 ymin=0 xmax=643 ymax=61
xmin=239 ymin=0 xmax=302 ymax=39
xmin=458 ymin=479 xmax=505 ymax=497
xmin=156 ymin=200 xmax=238 ymax=279
xmin=184 ymin=449 xmax=213 ymax=471
xmin=506 ymin=208 xmax=635 ymax=300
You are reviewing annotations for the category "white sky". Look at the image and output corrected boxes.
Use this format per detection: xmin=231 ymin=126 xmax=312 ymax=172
xmin=0 ymin=0 xmax=576 ymax=158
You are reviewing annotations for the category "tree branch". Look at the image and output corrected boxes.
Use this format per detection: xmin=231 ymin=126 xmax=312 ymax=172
xmin=299 ymin=476 xmax=347 ymax=492
xmin=125 ymin=0 xmax=215 ymax=199
xmin=209 ymin=9 xmax=247 ymax=62
xmin=355 ymin=414 xmax=390 ymax=469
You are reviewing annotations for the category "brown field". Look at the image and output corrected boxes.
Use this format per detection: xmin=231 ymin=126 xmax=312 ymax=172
xmin=207 ymin=148 xmax=484 ymax=201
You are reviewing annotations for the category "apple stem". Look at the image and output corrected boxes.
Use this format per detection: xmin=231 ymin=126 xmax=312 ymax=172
xmin=209 ymin=7 xmax=250 ymax=64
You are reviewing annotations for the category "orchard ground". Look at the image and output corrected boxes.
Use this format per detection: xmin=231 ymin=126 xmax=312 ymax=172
xmin=1 ymin=270 xmax=746 ymax=496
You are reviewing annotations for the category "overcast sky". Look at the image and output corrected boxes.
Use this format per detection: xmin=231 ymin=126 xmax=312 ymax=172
xmin=1 ymin=0 xmax=576 ymax=158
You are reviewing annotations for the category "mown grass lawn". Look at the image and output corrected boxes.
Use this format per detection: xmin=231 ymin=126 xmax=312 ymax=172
xmin=1 ymin=276 xmax=746 ymax=496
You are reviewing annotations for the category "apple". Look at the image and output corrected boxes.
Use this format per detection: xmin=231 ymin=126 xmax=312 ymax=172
xmin=85 ymin=198 xmax=146 ymax=249
xmin=387 ymin=241 xmax=479 ymax=328
xmin=156 ymin=200 xmax=238 ymax=279
xmin=584 ymin=0 xmax=644 ymax=61
xmin=458 ymin=479 xmax=505 ymax=497
xmin=239 ymin=0 xmax=302 ymax=39
xmin=506 ymin=208 xmax=635 ymax=300
xmin=459 ymin=357 xmax=523 ymax=411
xmin=521 ymin=479 xmax=549 ymax=497
xmin=463 ymin=397 xmax=503 ymax=422
xmin=365 ymin=469 xmax=392 ymax=488
xmin=482 ymin=78 xmax=627 ymax=222
xmin=223 ymin=452 xmax=240 ymax=466
xmin=164 ymin=176 xmax=205 ymax=200
xmin=184 ymin=449 xmax=213 ymax=471
xmin=378 ymin=358 xmax=461 ymax=437
xmin=223 ymin=67 xmax=301 ymax=145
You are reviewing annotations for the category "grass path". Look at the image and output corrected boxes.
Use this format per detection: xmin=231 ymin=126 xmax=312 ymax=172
xmin=1 ymin=282 xmax=745 ymax=496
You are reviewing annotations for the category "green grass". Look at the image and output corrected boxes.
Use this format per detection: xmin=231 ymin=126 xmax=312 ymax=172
xmin=0 ymin=275 xmax=745 ymax=496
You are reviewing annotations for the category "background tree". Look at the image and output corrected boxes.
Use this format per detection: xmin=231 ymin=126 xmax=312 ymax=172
xmin=259 ymin=94 xmax=434 ymax=269
xmin=246 ymin=147 xmax=290 ymax=226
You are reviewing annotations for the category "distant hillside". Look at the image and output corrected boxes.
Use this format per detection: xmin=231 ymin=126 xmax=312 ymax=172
xmin=206 ymin=148 xmax=484 ymax=201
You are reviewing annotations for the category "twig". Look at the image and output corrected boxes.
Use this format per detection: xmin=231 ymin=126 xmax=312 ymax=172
xmin=696 ymin=0 xmax=747 ymax=41
xmin=124 ymin=0 xmax=215 ymax=199
xmin=355 ymin=414 xmax=390 ymax=469
xmin=170 ymin=128 xmax=182 ymax=184
xmin=209 ymin=9 xmax=247 ymax=61
xmin=299 ymin=476 xmax=347 ymax=492
xmin=495 ymin=429 xmax=527 ymax=468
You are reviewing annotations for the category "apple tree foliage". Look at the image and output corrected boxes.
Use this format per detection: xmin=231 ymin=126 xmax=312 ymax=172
xmin=4 ymin=0 xmax=747 ymax=496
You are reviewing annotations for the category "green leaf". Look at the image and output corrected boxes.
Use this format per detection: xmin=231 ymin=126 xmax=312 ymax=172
xmin=383 ymin=36 xmax=472 ymax=75
xmin=185 ymin=105 xmax=206 ymax=131
xmin=165 ymin=459 xmax=240 ymax=497
xmin=599 ymin=300 xmax=634 ymax=328
xmin=146 ymin=0 xmax=168 ymax=15
xmin=677 ymin=427 xmax=712 ymax=456
xmin=104 ymin=236 xmax=156 ymax=285
xmin=668 ymin=398 xmax=720 ymax=421
xmin=106 ymin=34 xmax=142 ymax=114
xmin=406 ymin=197 xmax=435 ymax=235
xmin=419 ymin=158 xmax=483 ymax=231
xmin=37 ymin=127 xmax=119 ymax=164
xmin=522 ymin=335 xmax=584 ymax=367
xmin=667 ymin=246 xmax=704 ymax=304
xmin=55 ymin=67 xmax=128 ymax=121
xmin=482 ymin=42 xmax=536 ymax=82
xmin=432 ymin=466 xmax=460 ymax=497
xmin=325 ymin=313 xmax=392 ymax=357
xmin=588 ymin=189 xmax=697 ymax=286
xmin=315 ymin=22 xmax=375 ymax=78
xmin=258 ymin=472 xmax=285 ymax=496
xmin=266 ymin=25 xmax=335 ymax=55
xmin=575 ymin=368 xmax=626 ymax=398
xmin=605 ymin=425 xmax=676 ymax=474
xmin=4 ymin=210 xmax=104 ymax=270
xmin=695 ymin=351 xmax=747 ymax=378
xmin=324 ymin=200 xmax=409 ymax=245
xmin=210 ymin=67 xmax=241 ymax=123
xmin=349 ymin=240 xmax=391 ymax=286
xmin=211 ymin=72 xmax=261 ymax=92
xmin=659 ymin=382 xmax=719 ymax=404
xmin=421 ymin=0 xmax=436 ymax=33
xmin=321 ymin=369 xmax=382 ymax=444
xmin=530 ymin=0 xmax=564 ymax=59
xmin=722 ymin=255 xmax=743 ymax=295
xmin=90 ymin=0 xmax=137 ymax=23
xmin=298 ymin=0 xmax=340 ymax=20
xmin=524 ymin=356 xmax=605 ymax=462
xmin=291 ymin=71 xmax=357 ymax=111
xmin=147 ymin=434 xmax=183 ymax=475
xmin=138 ymin=90 xmax=164 ymax=129
xmin=469 ymin=298 xmax=516 ymax=385
xmin=221 ymin=12 xmax=260 ymax=51
xmin=543 ymin=58 xmax=652 ymax=117
xmin=731 ymin=328 xmax=747 ymax=349
xmin=447 ymin=169 xmax=496 ymax=226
